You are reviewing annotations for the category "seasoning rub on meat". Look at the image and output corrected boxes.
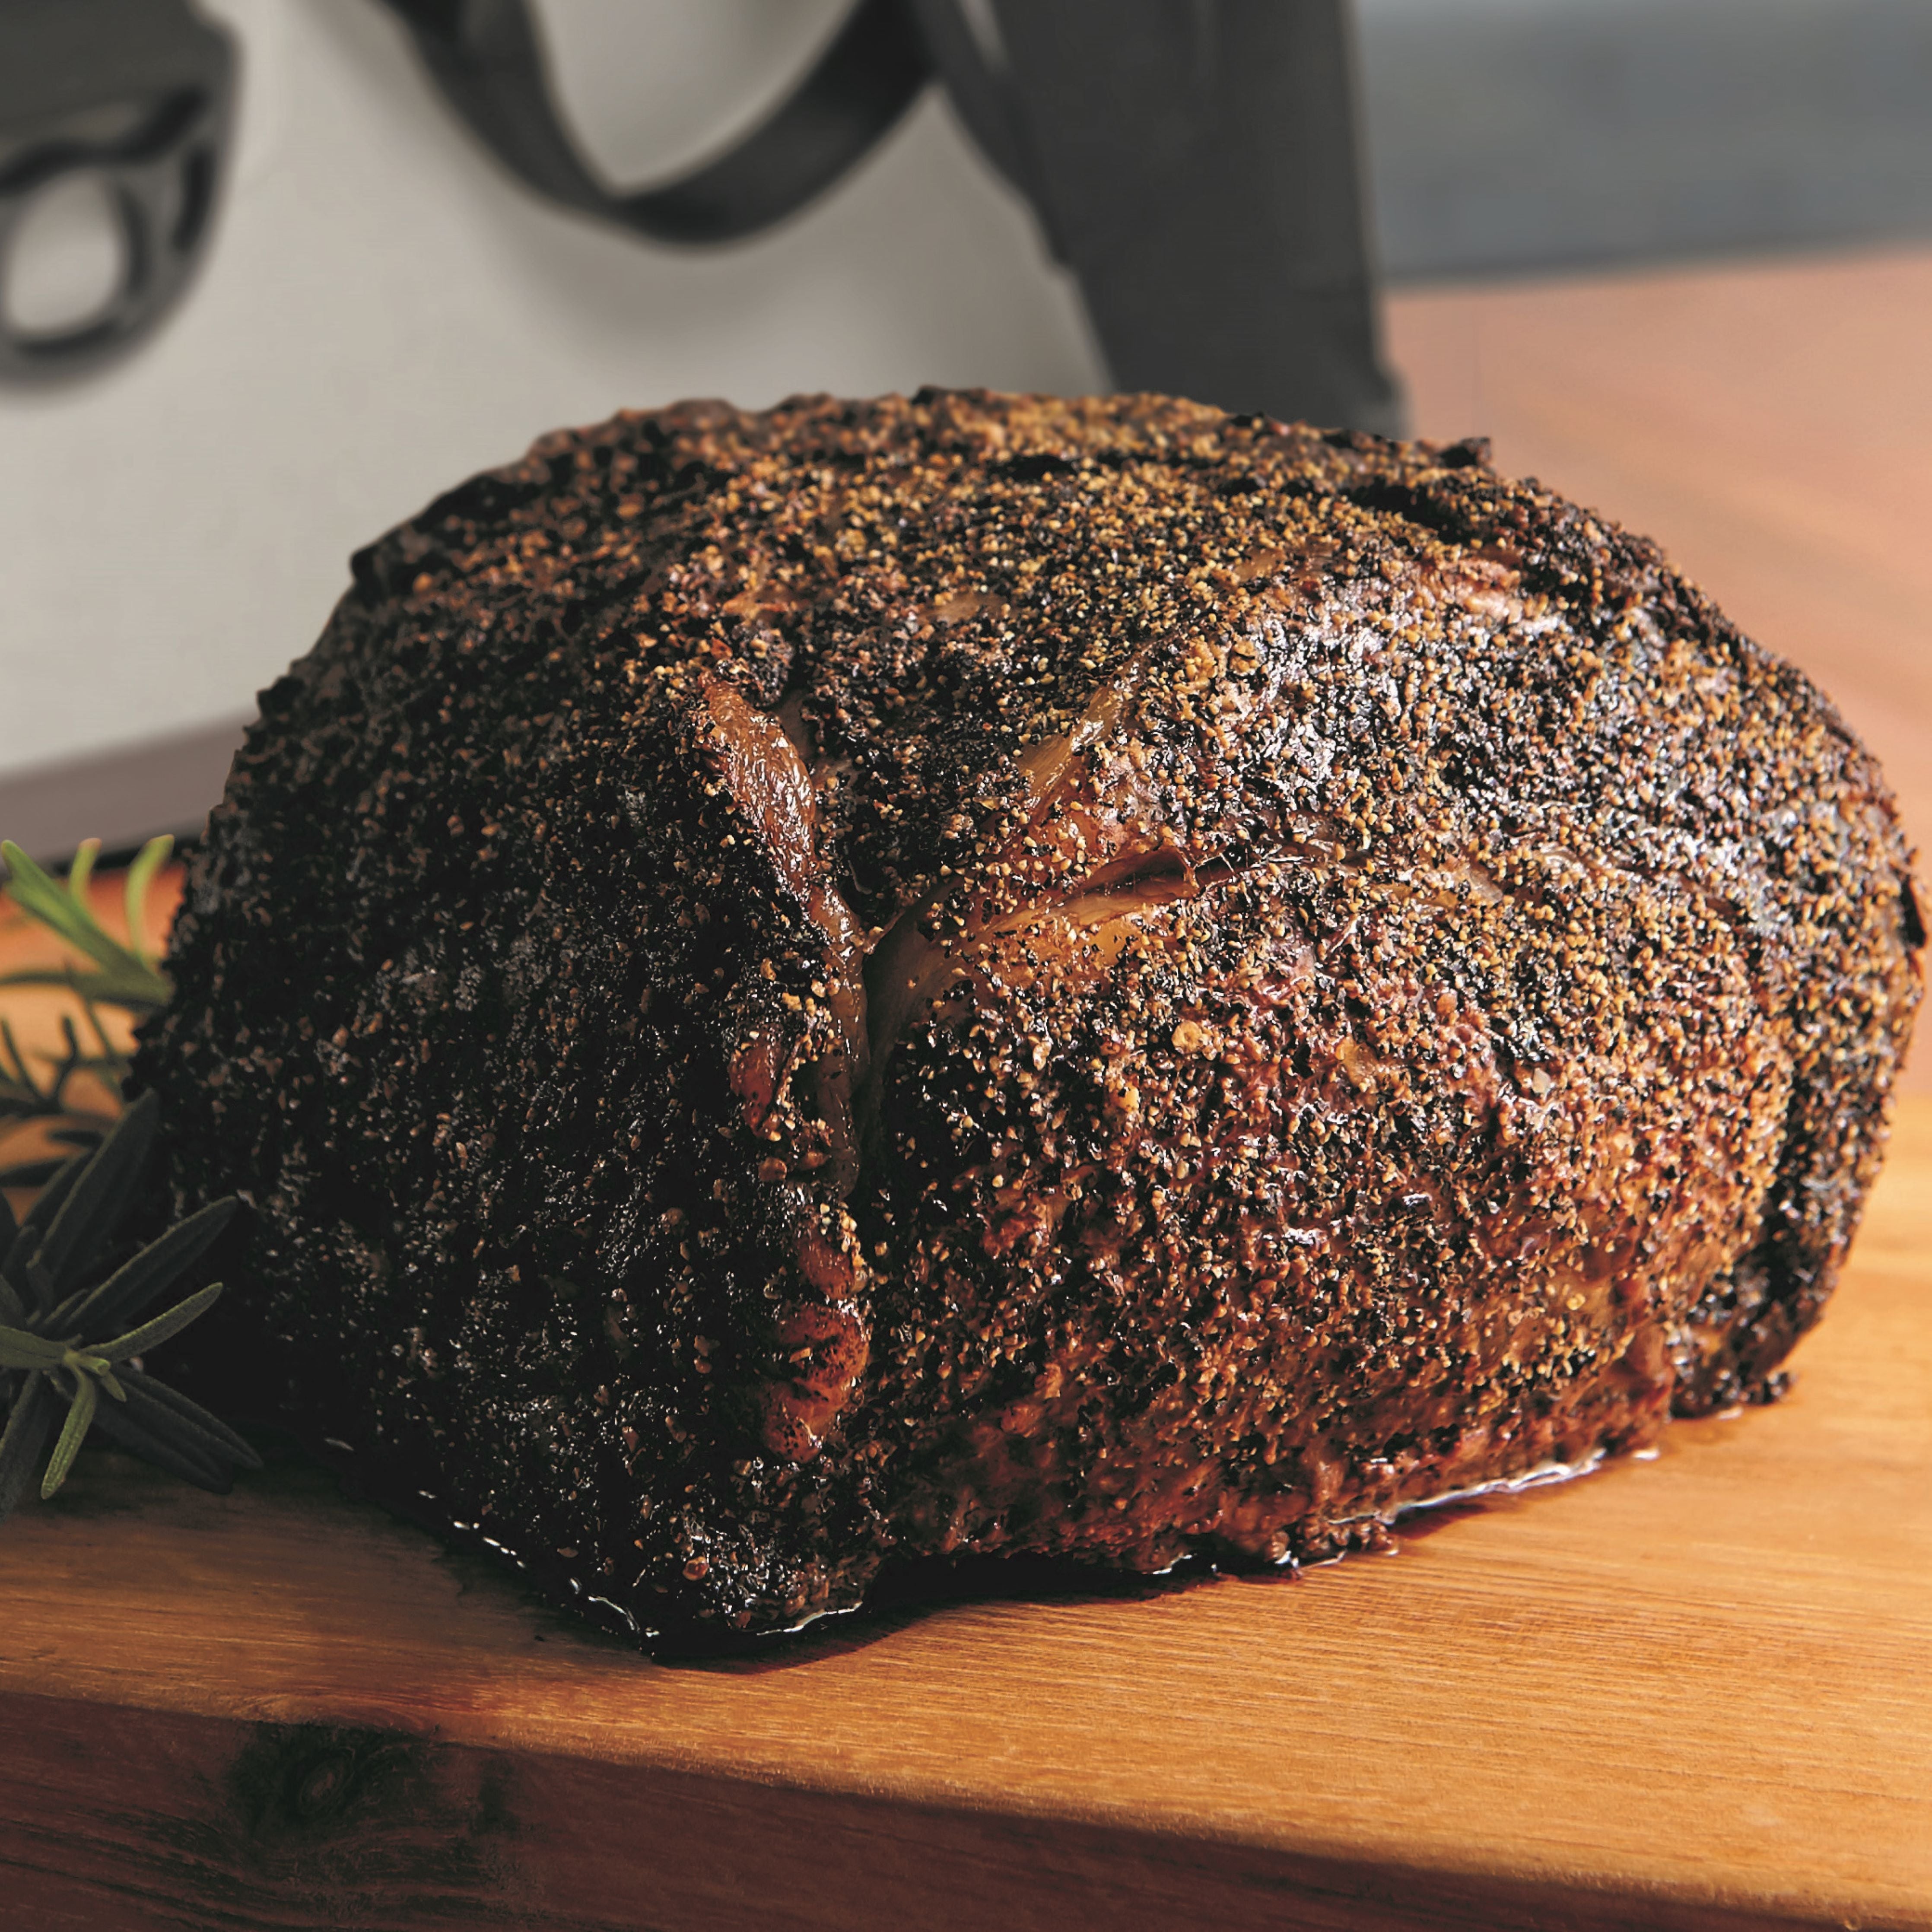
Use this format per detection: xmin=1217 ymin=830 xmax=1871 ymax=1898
xmin=138 ymin=392 xmax=1922 ymax=1645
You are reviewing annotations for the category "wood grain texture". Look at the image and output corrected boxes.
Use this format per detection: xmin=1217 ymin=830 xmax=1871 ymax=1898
xmin=0 ymin=1693 xmax=1851 ymax=1932
xmin=2 ymin=1094 xmax=1928 ymax=1929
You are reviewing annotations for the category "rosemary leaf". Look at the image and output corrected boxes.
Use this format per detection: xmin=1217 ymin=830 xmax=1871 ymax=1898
xmin=0 ymin=1017 xmax=32 ymax=1090
xmin=123 ymin=836 xmax=173 ymax=972
xmin=39 ymin=1370 xmax=97 ymax=1500
xmin=0 ymin=962 xmax=173 ymax=1013
xmin=91 ymin=1397 xmax=231 ymax=1494
xmin=75 ymin=993 xmax=130 ymax=1087
xmin=118 ymin=1363 xmax=262 ymax=1468
xmin=0 ymin=1370 xmax=54 ymax=1520
xmin=0 ymin=1323 xmax=69 ymax=1371
xmin=66 ymin=838 xmax=98 ymax=903
xmin=32 ymin=1091 xmax=161 ymax=1296
xmin=53 ymin=1197 xmax=238 ymax=1337
xmin=97 ymin=1281 xmax=224 ymax=1366
xmin=0 ymin=840 xmax=172 ymax=1011
xmin=0 ymin=842 xmax=124 ymax=974
xmin=4 ymin=1147 xmax=86 ymax=1292
xmin=0 ymin=1155 xmax=83 ymax=1191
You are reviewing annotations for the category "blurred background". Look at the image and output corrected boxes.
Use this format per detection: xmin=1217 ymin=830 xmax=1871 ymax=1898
xmin=2 ymin=0 xmax=1929 ymax=1063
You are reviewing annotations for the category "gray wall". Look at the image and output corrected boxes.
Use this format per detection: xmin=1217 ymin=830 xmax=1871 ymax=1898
xmin=1360 ymin=0 xmax=1932 ymax=282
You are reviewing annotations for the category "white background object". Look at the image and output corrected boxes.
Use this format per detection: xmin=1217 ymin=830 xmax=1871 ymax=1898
xmin=0 ymin=0 xmax=1099 ymax=785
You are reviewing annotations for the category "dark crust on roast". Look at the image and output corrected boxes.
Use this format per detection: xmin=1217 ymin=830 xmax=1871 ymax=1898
xmin=136 ymin=391 xmax=1922 ymax=1646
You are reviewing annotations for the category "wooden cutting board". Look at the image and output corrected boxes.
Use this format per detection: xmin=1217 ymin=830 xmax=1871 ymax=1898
xmin=0 ymin=887 xmax=1928 ymax=1930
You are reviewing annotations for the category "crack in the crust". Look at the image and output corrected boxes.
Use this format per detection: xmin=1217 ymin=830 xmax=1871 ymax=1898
xmin=701 ymin=677 xmax=881 ymax=1461
xmin=701 ymin=679 xmax=867 ymax=1188
xmin=848 ymin=801 xmax=1373 ymax=1147
xmin=772 ymin=647 xmax=1363 ymax=1147
xmin=848 ymin=836 xmax=1364 ymax=1128
xmin=850 ymin=669 xmax=1186 ymax=1140
xmin=855 ymin=845 xmax=1200 ymax=1138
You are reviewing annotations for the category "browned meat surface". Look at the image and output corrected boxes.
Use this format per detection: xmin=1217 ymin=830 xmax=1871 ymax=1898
xmin=136 ymin=391 xmax=1922 ymax=1645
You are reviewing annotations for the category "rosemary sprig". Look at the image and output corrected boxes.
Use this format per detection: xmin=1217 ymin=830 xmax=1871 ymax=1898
xmin=0 ymin=835 xmax=177 ymax=1179
xmin=0 ymin=1091 xmax=257 ymax=1517
xmin=0 ymin=836 xmax=175 ymax=1014
xmin=0 ymin=1012 xmax=118 ymax=1125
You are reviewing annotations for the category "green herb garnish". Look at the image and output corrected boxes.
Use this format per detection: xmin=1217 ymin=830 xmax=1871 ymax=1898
xmin=0 ymin=835 xmax=177 ymax=1183
xmin=0 ymin=1091 xmax=258 ymax=1519
xmin=0 ymin=834 xmax=175 ymax=1014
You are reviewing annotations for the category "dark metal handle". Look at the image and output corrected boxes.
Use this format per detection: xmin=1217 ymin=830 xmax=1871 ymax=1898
xmin=940 ymin=0 xmax=1404 ymax=436
xmin=0 ymin=0 xmax=235 ymax=384
xmin=386 ymin=0 xmax=1402 ymax=435
xmin=387 ymin=0 xmax=931 ymax=246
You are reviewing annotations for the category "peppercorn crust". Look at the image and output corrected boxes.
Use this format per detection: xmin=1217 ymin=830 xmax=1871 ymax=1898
xmin=136 ymin=390 xmax=1922 ymax=1644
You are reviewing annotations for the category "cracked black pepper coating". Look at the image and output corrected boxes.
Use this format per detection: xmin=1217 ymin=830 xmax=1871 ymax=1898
xmin=137 ymin=391 xmax=1922 ymax=1645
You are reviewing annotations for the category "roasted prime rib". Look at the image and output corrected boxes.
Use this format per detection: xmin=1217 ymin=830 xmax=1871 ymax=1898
xmin=137 ymin=392 xmax=1922 ymax=1645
